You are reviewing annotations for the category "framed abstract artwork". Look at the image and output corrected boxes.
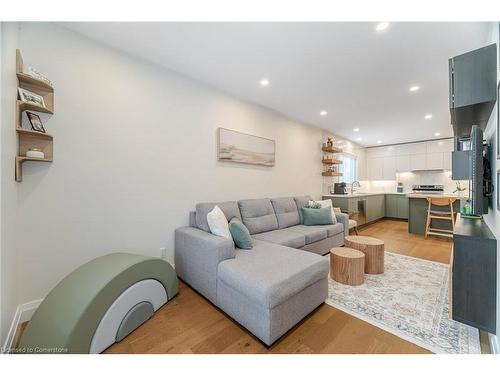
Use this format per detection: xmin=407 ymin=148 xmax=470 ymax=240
xmin=217 ymin=128 xmax=275 ymax=167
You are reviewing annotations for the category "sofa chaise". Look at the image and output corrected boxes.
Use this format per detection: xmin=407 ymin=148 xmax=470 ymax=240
xmin=175 ymin=195 xmax=349 ymax=345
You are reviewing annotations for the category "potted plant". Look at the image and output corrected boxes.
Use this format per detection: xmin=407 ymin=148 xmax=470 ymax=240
xmin=453 ymin=182 xmax=467 ymax=198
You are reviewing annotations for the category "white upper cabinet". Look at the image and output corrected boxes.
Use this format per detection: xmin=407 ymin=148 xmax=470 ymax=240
xmin=367 ymin=156 xmax=384 ymax=180
xmin=383 ymin=156 xmax=397 ymax=180
xmin=426 ymin=152 xmax=444 ymax=170
xmin=365 ymin=138 xmax=453 ymax=180
xmin=396 ymin=155 xmax=411 ymax=172
xmin=410 ymin=153 xmax=427 ymax=170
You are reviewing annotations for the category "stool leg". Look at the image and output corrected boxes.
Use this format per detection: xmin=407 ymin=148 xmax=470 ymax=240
xmin=354 ymin=227 xmax=359 ymax=235
xmin=425 ymin=200 xmax=431 ymax=239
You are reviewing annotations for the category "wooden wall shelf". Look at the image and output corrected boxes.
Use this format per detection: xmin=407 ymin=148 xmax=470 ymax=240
xmin=15 ymin=49 xmax=54 ymax=182
xmin=322 ymin=171 xmax=343 ymax=177
xmin=322 ymin=146 xmax=342 ymax=153
xmin=322 ymin=159 xmax=343 ymax=165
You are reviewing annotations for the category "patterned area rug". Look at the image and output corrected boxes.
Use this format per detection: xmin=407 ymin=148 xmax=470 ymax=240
xmin=325 ymin=252 xmax=480 ymax=354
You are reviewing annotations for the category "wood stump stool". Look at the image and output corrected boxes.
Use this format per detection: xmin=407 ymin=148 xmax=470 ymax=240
xmin=330 ymin=247 xmax=365 ymax=286
xmin=344 ymin=235 xmax=385 ymax=274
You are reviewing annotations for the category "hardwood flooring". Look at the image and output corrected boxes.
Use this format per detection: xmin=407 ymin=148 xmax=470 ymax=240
xmin=105 ymin=219 xmax=457 ymax=354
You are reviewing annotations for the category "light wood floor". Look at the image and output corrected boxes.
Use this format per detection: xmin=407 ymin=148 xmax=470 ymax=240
xmin=105 ymin=219 xmax=461 ymax=354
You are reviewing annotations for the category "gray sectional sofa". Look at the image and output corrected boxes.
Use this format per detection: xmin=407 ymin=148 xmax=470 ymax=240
xmin=174 ymin=195 xmax=349 ymax=345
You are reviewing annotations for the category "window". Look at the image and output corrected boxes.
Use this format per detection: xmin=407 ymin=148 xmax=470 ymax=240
xmin=339 ymin=153 xmax=358 ymax=183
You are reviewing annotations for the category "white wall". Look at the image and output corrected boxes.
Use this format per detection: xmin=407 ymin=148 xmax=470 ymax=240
xmin=1 ymin=22 xmax=327 ymax=317
xmin=0 ymin=22 xmax=19 ymax=347
xmin=482 ymin=22 xmax=500 ymax=350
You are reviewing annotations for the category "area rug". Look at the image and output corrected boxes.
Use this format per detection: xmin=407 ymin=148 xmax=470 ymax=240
xmin=325 ymin=252 xmax=480 ymax=354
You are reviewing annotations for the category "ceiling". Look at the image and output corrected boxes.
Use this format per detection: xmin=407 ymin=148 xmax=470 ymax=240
xmin=62 ymin=22 xmax=492 ymax=146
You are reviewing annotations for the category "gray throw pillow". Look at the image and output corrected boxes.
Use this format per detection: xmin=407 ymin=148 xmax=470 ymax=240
xmin=302 ymin=207 xmax=334 ymax=226
xmin=228 ymin=218 xmax=253 ymax=249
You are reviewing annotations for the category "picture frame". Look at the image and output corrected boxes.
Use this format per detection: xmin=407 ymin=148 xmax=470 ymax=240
xmin=18 ymin=87 xmax=45 ymax=108
xmin=217 ymin=128 xmax=275 ymax=167
xmin=26 ymin=111 xmax=46 ymax=133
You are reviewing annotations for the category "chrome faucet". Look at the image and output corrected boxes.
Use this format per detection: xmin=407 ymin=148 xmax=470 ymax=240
xmin=351 ymin=181 xmax=361 ymax=194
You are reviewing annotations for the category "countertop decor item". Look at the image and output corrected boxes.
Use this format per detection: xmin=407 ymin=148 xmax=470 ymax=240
xmin=26 ymin=148 xmax=45 ymax=159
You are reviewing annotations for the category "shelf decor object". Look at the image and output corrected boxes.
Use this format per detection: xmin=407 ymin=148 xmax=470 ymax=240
xmin=321 ymin=138 xmax=342 ymax=178
xmin=15 ymin=49 xmax=54 ymax=182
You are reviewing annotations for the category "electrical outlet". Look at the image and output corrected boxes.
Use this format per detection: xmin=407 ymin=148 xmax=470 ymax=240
xmin=160 ymin=247 xmax=167 ymax=259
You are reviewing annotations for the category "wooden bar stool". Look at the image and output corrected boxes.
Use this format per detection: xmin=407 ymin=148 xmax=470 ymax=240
xmin=424 ymin=197 xmax=457 ymax=239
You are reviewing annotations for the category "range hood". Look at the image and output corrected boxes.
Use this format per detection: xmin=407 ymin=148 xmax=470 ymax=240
xmin=449 ymin=44 xmax=497 ymax=137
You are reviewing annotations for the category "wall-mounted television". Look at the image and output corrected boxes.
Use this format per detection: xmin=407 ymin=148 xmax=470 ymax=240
xmin=470 ymin=125 xmax=493 ymax=216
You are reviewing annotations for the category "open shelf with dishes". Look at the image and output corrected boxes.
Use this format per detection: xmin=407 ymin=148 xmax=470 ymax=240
xmin=15 ymin=49 xmax=54 ymax=182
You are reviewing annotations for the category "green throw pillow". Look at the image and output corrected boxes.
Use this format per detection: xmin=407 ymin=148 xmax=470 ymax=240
xmin=302 ymin=207 xmax=333 ymax=226
xmin=228 ymin=218 xmax=253 ymax=249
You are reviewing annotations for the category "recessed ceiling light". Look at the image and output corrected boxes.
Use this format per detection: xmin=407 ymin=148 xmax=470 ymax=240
xmin=320 ymin=110 xmax=328 ymax=116
xmin=434 ymin=132 xmax=441 ymax=137
xmin=356 ymin=137 xmax=362 ymax=141
xmin=353 ymin=128 xmax=360 ymax=132
xmin=377 ymin=140 xmax=382 ymax=144
xmin=376 ymin=22 xmax=389 ymax=31
xmin=424 ymin=114 xmax=433 ymax=120
xmin=409 ymin=85 xmax=420 ymax=92
xmin=259 ymin=79 xmax=269 ymax=87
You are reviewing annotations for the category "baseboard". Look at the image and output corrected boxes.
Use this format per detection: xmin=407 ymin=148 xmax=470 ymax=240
xmin=489 ymin=333 xmax=499 ymax=354
xmin=2 ymin=299 xmax=42 ymax=354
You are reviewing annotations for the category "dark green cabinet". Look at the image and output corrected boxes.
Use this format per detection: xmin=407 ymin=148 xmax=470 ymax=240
xmin=385 ymin=194 xmax=409 ymax=219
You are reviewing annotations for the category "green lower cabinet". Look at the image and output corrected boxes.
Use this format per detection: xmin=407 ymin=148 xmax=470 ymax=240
xmin=385 ymin=194 xmax=409 ymax=219
xmin=365 ymin=195 xmax=385 ymax=222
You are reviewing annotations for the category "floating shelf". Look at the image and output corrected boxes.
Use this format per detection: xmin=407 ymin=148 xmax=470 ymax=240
xmin=15 ymin=49 xmax=54 ymax=182
xmin=321 ymin=146 xmax=342 ymax=153
xmin=17 ymin=100 xmax=53 ymax=115
xmin=322 ymin=159 xmax=343 ymax=165
xmin=17 ymin=72 xmax=54 ymax=93
xmin=15 ymin=156 xmax=53 ymax=182
xmin=16 ymin=127 xmax=53 ymax=139
xmin=322 ymin=171 xmax=343 ymax=177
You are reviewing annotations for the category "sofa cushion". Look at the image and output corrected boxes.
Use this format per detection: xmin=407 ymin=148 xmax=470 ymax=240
xmin=252 ymin=229 xmax=306 ymax=248
xmin=286 ymin=225 xmax=327 ymax=244
xmin=270 ymin=197 xmax=300 ymax=229
xmin=293 ymin=195 xmax=313 ymax=224
xmin=238 ymin=198 xmax=278 ymax=234
xmin=302 ymin=207 xmax=334 ymax=226
xmin=229 ymin=218 xmax=253 ymax=249
xmin=320 ymin=222 xmax=345 ymax=237
xmin=217 ymin=239 xmax=329 ymax=308
xmin=196 ymin=201 xmax=241 ymax=232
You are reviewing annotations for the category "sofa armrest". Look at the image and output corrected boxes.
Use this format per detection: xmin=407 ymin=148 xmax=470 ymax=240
xmin=175 ymin=227 xmax=235 ymax=304
xmin=335 ymin=212 xmax=350 ymax=237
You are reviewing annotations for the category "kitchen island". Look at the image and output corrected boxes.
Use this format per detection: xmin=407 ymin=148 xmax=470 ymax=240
xmin=407 ymin=194 xmax=459 ymax=235
xmin=323 ymin=192 xmax=460 ymax=235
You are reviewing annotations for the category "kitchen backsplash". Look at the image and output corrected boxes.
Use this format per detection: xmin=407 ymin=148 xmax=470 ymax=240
xmin=323 ymin=171 xmax=469 ymax=195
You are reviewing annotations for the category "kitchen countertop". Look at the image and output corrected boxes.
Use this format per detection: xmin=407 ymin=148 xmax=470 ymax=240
xmin=323 ymin=192 xmax=458 ymax=198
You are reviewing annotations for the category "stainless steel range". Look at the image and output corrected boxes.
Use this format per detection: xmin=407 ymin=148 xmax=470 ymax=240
xmin=411 ymin=184 xmax=444 ymax=194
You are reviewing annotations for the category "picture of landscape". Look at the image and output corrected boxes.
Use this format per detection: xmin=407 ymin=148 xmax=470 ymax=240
xmin=218 ymin=128 xmax=275 ymax=167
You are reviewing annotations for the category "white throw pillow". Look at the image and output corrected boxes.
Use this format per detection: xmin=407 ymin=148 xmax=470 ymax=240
xmin=309 ymin=199 xmax=337 ymax=224
xmin=207 ymin=205 xmax=232 ymax=239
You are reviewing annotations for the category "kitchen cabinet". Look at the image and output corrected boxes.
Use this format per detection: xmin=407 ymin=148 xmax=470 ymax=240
xmin=367 ymin=156 xmax=384 ymax=180
xmin=365 ymin=195 xmax=385 ymax=222
xmin=396 ymin=155 xmax=410 ymax=172
xmin=426 ymin=152 xmax=444 ymax=170
xmin=385 ymin=194 xmax=409 ymax=219
xmin=410 ymin=153 xmax=427 ymax=170
xmin=383 ymin=157 xmax=396 ymax=180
